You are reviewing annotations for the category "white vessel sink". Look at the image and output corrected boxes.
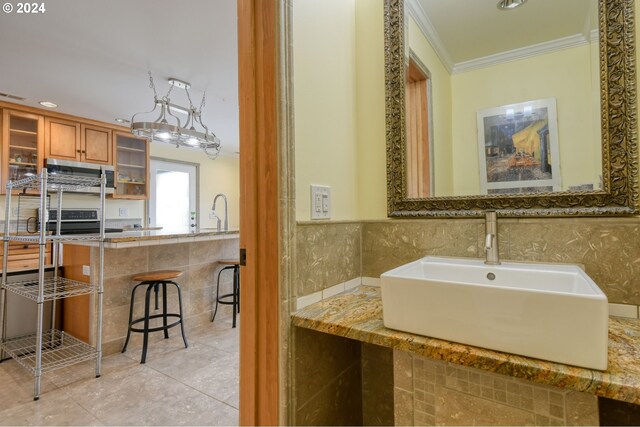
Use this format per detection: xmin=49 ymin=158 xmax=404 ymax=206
xmin=380 ymin=257 xmax=609 ymax=370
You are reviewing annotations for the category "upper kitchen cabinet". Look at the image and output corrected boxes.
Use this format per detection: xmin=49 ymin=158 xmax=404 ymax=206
xmin=44 ymin=117 xmax=80 ymax=161
xmin=45 ymin=119 xmax=112 ymax=165
xmin=113 ymin=132 xmax=149 ymax=199
xmin=2 ymin=109 xmax=44 ymax=192
xmin=81 ymin=124 xmax=111 ymax=164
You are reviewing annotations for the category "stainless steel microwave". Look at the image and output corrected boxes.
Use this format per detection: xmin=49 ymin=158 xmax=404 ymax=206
xmin=44 ymin=159 xmax=115 ymax=194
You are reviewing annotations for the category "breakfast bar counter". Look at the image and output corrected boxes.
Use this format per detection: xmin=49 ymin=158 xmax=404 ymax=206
xmin=61 ymin=229 xmax=240 ymax=355
xmin=291 ymin=285 xmax=640 ymax=405
xmin=83 ymin=228 xmax=239 ymax=248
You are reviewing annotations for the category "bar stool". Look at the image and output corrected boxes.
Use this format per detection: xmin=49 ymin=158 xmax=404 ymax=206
xmin=211 ymin=260 xmax=240 ymax=328
xmin=122 ymin=270 xmax=188 ymax=363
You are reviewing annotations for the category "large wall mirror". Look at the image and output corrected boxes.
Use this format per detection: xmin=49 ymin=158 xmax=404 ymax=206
xmin=386 ymin=0 xmax=638 ymax=216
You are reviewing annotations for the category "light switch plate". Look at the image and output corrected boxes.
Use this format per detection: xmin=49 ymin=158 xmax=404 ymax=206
xmin=82 ymin=265 xmax=90 ymax=276
xmin=310 ymin=185 xmax=331 ymax=220
xmin=119 ymin=207 xmax=129 ymax=217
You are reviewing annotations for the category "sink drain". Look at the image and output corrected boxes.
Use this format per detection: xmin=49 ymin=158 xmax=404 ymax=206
xmin=486 ymin=272 xmax=496 ymax=281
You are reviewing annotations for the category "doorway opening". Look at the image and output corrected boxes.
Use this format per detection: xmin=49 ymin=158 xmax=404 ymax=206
xmin=406 ymin=53 xmax=434 ymax=198
xmin=149 ymin=159 xmax=198 ymax=231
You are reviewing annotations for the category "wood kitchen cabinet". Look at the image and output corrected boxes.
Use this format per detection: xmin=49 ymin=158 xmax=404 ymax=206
xmin=1 ymin=109 xmax=44 ymax=194
xmin=45 ymin=117 xmax=80 ymax=161
xmin=0 ymin=102 xmax=146 ymax=197
xmin=112 ymin=131 xmax=149 ymax=199
xmin=0 ymin=242 xmax=52 ymax=272
xmin=45 ymin=119 xmax=112 ymax=165
xmin=81 ymin=124 xmax=111 ymax=164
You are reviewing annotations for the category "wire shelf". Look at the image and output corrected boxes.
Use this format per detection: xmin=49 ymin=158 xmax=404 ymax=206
xmin=1 ymin=330 xmax=98 ymax=374
xmin=3 ymin=277 xmax=97 ymax=302
xmin=7 ymin=174 xmax=102 ymax=191
xmin=4 ymin=234 xmax=103 ymax=243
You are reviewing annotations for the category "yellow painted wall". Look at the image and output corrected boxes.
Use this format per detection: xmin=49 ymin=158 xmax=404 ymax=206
xmin=355 ymin=0 xmax=387 ymax=220
xmin=451 ymin=44 xmax=601 ymax=195
xmin=294 ymin=0 xmax=359 ymax=221
xmin=148 ymin=144 xmax=240 ymax=229
xmin=407 ymin=16 xmax=454 ymax=196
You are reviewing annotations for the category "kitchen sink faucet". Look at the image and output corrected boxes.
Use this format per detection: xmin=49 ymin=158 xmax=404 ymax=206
xmin=212 ymin=193 xmax=228 ymax=232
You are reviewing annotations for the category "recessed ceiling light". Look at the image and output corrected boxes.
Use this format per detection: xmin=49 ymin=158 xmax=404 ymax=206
xmin=39 ymin=101 xmax=58 ymax=108
xmin=115 ymin=118 xmax=130 ymax=124
xmin=497 ymin=0 xmax=527 ymax=10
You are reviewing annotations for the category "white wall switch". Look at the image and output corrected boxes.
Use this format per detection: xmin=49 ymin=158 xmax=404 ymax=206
xmin=119 ymin=207 xmax=129 ymax=217
xmin=82 ymin=265 xmax=90 ymax=276
xmin=310 ymin=185 xmax=331 ymax=220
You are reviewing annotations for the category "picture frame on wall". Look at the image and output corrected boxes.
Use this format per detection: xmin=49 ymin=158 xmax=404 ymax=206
xmin=477 ymin=98 xmax=561 ymax=195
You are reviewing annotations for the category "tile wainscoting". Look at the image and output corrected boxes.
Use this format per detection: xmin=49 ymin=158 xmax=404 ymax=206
xmin=362 ymin=218 xmax=640 ymax=305
xmin=296 ymin=218 xmax=640 ymax=305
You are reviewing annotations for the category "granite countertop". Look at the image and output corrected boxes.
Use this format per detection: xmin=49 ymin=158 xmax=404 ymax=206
xmin=102 ymin=228 xmax=239 ymax=243
xmin=291 ymin=286 xmax=640 ymax=405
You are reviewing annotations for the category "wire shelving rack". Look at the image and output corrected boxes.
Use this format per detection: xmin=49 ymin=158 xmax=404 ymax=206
xmin=0 ymin=170 xmax=106 ymax=400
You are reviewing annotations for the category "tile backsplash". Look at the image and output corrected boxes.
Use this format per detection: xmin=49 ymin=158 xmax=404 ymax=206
xmin=297 ymin=217 xmax=640 ymax=305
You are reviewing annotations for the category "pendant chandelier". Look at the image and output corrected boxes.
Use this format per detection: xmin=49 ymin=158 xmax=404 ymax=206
xmin=131 ymin=72 xmax=221 ymax=159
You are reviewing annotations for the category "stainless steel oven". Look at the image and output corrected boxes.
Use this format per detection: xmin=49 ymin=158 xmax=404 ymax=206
xmin=44 ymin=159 xmax=115 ymax=194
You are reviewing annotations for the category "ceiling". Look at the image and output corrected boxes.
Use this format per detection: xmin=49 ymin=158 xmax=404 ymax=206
xmin=0 ymin=0 xmax=239 ymax=154
xmin=417 ymin=0 xmax=597 ymax=65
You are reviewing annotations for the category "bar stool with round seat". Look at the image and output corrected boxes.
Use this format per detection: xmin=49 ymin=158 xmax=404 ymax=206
xmin=122 ymin=270 xmax=188 ymax=363
xmin=211 ymin=260 xmax=240 ymax=328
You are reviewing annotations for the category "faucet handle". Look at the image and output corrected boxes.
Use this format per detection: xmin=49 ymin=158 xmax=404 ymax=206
xmin=485 ymin=233 xmax=493 ymax=250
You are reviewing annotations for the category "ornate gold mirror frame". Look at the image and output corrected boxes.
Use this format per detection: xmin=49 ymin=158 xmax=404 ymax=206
xmin=385 ymin=0 xmax=638 ymax=217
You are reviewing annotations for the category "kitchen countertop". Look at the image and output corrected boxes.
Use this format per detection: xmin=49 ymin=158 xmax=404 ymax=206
xmin=103 ymin=228 xmax=239 ymax=243
xmin=291 ymin=285 xmax=640 ymax=405
xmin=58 ymin=228 xmax=240 ymax=248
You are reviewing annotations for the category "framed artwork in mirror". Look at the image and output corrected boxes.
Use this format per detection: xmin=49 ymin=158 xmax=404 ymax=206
xmin=477 ymin=98 xmax=561 ymax=195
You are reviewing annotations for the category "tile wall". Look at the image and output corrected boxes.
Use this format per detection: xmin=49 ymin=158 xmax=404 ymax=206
xmin=295 ymin=217 xmax=640 ymax=307
xmin=292 ymin=327 xmax=363 ymax=426
xmin=393 ymin=350 xmax=598 ymax=426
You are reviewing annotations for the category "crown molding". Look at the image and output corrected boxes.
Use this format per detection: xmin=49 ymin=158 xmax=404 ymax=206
xmin=405 ymin=0 xmax=454 ymax=73
xmin=405 ymin=0 xmax=597 ymax=76
xmin=452 ymin=33 xmax=590 ymax=74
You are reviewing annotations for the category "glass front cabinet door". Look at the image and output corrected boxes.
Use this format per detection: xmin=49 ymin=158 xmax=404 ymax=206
xmin=113 ymin=132 xmax=149 ymax=199
xmin=2 ymin=109 xmax=44 ymax=193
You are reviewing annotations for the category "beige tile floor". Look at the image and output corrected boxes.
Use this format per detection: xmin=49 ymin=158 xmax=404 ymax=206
xmin=0 ymin=315 xmax=239 ymax=426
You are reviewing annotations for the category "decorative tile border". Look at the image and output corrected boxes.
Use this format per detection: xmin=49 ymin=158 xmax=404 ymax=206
xmin=610 ymin=303 xmax=640 ymax=319
xmin=295 ymin=277 xmax=363 ymax=311
xmin=362 ymin=277 xmax=381 ymax=287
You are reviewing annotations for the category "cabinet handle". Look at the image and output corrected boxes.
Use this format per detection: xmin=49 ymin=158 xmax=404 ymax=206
xmin=81 ymin=150 xmax=86 ymax=154
xmin=76 ymin=149 xmax=81 ymax=153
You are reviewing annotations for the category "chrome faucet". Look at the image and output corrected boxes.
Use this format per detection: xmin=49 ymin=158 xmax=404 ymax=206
xmin=484 ymin=211 xmax=500 ymax=265
xmin=211 ymin=193 xmax=228 ymax=232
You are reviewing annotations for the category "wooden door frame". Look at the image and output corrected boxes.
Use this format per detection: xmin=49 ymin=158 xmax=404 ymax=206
xmin=238 ymin=0 xmax=282 ymax=425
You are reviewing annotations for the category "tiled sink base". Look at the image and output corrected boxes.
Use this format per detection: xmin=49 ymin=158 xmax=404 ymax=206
xmin=393 ymin=350 xmax=598 ymax=426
